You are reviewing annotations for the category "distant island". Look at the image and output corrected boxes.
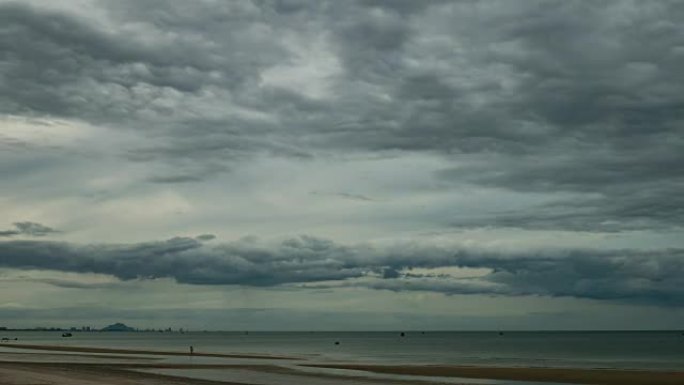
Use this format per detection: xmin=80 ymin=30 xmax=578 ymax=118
xmin=100 ymin=323 xmax=136 ymax=332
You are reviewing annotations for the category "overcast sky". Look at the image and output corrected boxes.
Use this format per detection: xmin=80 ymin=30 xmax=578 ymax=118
xmin=1 ymin=0 xmax=683 ymax=330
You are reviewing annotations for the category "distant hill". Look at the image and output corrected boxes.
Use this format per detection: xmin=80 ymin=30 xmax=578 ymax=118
xmin=100 ymin=322 xmax=135 ymax=332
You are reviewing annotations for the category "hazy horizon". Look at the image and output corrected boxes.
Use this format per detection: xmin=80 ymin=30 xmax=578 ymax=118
xmin=4 ymin=324 xmax=683 ymax=332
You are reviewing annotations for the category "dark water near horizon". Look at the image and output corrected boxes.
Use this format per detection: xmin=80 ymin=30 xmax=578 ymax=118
xmin=2 ymin=330 xmax=683 ymax=371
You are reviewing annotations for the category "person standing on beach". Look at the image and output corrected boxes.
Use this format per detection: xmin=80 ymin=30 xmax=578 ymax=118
xmin=190 ymin=346 xmax=194 ymax=355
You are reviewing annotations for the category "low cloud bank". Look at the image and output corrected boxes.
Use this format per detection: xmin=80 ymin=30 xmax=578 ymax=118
xmin=1 ymin=235 xmax=681 ymax=306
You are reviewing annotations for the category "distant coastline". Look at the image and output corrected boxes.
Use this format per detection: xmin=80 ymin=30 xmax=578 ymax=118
xmin=1 ymin=323 xmax=186 ymax=333
xmin=2 ymin=327 xmax=683 ymax=333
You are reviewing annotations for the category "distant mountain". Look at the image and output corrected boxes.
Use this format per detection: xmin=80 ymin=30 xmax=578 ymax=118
xmin=100 ymin=322 xmax=135 ymax=332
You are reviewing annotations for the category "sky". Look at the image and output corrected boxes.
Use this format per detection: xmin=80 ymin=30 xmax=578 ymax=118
xmin=1 ymin=0 xmax=683 ymax=330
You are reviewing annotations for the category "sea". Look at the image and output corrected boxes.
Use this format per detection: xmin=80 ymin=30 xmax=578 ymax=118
xmin=1 ymin=330 xmax=683 ymax=371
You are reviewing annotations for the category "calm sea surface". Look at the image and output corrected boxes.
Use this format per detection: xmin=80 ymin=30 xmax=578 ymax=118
xmin=2 ymin=331 xmax=683 ymax=370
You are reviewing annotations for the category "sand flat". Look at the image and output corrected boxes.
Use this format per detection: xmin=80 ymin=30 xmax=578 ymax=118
xmin=304 ymin=364 xmax=684 ymax=385
xmin=0 ymin=362 xmax=246 ymax=385
xmin=2 ymin=361 xmax=682 ymax=385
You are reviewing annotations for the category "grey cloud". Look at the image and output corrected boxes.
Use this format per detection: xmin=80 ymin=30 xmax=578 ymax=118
xmin=13 ymin=222 xmax=57 ymax=236
xmin=0 ymin=1 xmax=287 ymax=130
xmin=0 ymin=222 xmax=57 ymax=237
xmin=310 ymin=191 xmax=377 ymax=202
xmin=315 ymin=278 xmax=513 ymax=297
xmin=0 ymin=236 xmax=363 ymax=286
xmin=0 ymin=236 xmax=682 ymax=306
xmin=329 ymin=1 xmax=684 ymax=232
xmin=358 ymin=0 xmax=446 ymax=15
xmin=33 ymin=278 xmax=125 ymax=290
xmin=0 ymin=277 xmax=126 ymax=290
xmin=381 ymin=267 xmax=400 ymax=279
xmin=1 ymin=0 xmax=683 ymax=231
xmin=147 ymin=174 xmax=207 ymax=184
xmin=442 ymin=148 xmax=684 ymax=232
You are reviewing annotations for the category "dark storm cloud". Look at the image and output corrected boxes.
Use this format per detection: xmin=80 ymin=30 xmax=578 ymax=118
xmin=0 ymin=222 xmax=57 ymax=237
xmin=0 ymin=1 xmax=284 ymax=116
xmin=324 ymin=1 xmax=684 ymax=232
xmin=330 ymin=1 xmax=684 ymax=232
xmin=0 ymin=3 xmax=191 ymax=116
xmin=1 ymin=0 xmax=683 ymax=231
xmin=347 ymin=250 xmax=684 ymax=306
xmin=0 ymin=236 xmax=682 ymax=305
xmin=0 ymin=236 xmax=362 ymax=285
xmin=0 ymin=1 xmax=290 ymax=167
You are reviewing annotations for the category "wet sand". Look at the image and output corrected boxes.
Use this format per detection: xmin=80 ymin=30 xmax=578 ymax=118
xmin=2 ymin=343 xmax=683 ymax=385
xmin=0 ymin=362 xmax=246 ymax=385
xmin=305 ymin=364 xmax=684 ymax=385
xmin=0 ymin=343 xmax=290 ymax=360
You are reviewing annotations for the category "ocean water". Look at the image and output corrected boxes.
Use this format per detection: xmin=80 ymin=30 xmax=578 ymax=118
xmin=2 ymin=330 xmax=683 ymax=370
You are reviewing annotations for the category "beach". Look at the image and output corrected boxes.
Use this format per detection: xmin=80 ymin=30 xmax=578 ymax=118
xmin=3 ymin=0 xmax=683 ymax=382
xmin=0 ymin=362 xmax=236 ymax=385
xmin=1 ymin=341 xmax=683 ymax=385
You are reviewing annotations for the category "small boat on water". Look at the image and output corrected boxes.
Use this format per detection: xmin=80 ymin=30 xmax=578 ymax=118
xmin=61 ymin=332 xmax=73 ymax=337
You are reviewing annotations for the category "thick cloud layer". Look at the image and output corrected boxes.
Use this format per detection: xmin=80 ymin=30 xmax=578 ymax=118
xmin=1 ymin=1 xmax=683 ymax=233
xmin=1 ymin=236 xmax=682 ymax=305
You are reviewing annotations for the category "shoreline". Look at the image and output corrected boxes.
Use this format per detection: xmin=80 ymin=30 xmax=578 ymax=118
xmin=0 ymin=343 xmax=291 ymax=360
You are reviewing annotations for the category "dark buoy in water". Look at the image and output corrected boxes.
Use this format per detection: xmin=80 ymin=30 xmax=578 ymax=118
xmin=498 ymin=331 xmax=504 ymax=336
xmin=400 ymin=332 xmax=405 ymax=337
xmin=334 ymin=341 xmax=340 ymax=345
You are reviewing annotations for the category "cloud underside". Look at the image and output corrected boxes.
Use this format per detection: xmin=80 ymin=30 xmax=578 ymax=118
xmin=0 ymin=1 xmax=683 ymax=233
xmin=1 ymin=236 xmax=682 ymax=306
